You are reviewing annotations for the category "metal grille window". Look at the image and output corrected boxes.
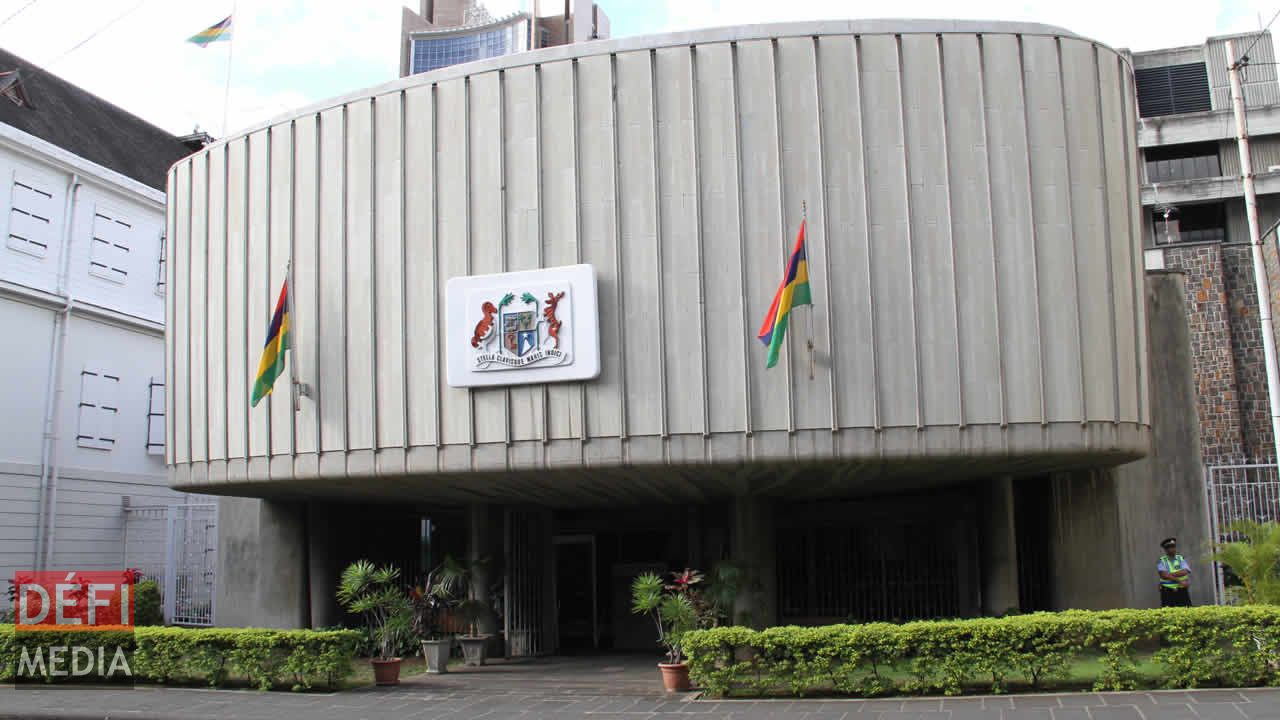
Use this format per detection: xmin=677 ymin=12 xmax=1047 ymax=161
xmin=77 ymin=368 xmax=120 ymax=450
xmin=1145 ymin=142 xmax=1221 ymax=183
xmin=1135 ymin=62 xmax=1212 ymax=118
xmin=776 ymin=521 xmax=961 ymax=622
xmin=89 ymin=206 xmax=131 ymax=283
xmin=7 ymin=172 xmax=56 ymax=257
xmin=146 ymin=377 xmax=164 ymax=455
xmin=155 ymin=232 xmax=166 ymax=295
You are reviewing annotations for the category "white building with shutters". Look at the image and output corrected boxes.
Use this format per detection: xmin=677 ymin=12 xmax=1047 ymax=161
xmin=0 ymin=48 xmax=201 ymax=583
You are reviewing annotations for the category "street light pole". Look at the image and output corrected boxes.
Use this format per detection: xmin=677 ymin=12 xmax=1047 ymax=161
xmin=1227 ymin=39 xmax=1280 ymax=467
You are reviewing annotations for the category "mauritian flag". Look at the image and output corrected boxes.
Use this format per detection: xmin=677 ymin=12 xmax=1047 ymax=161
xmin=757 ymin=220 xmax=812 ymax=369
xmin=250 ymin=278 xmax=290 ymax=407
xmin=187 ymin=16 xmax=232 ymax=47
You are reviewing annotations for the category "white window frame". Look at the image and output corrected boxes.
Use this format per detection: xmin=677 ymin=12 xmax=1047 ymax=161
xmin=88 ymin=204 xmax=132 ymax=284
xmin=145 ymin=376 xmax=164 ymax=455
xmin=77 ymin=368 xmax=120 ymax=450
xmin=7 ymin=169 xmax=57 ymax=258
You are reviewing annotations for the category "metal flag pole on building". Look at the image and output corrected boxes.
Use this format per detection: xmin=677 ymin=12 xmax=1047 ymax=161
xmin=286 ymin=259 xmax=299 ymax=412
xmin=803 ymin=201 xmax=815 ymax=381
xmin=222 ymin=4 xmax=236 ymax=137
xmin=185 ymin=9 xmax=236 ymax=136
xmin=1226 ymin=38 xmax=1280 ymax=469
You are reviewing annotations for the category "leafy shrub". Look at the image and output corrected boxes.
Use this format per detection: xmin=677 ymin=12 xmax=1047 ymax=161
xmin=1212 ymin=521 xmax=1280 ymax=605
xmin=133 ymin=580 xmax=163 ymax=626
xmin=0 ymin=625 xmax=361 ymax=691
xmin=684 ymin=606 xmax=1280 ymax=698
xmin=336 ymin=560 xmax=412 ymax=661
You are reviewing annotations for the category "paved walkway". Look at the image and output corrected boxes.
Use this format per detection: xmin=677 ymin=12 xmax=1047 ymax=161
xmin=2 ymin=656 xmax=1278 ymax=719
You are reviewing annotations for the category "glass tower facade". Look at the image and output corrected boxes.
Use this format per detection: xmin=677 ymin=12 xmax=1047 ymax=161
xmin=411 ymin=17 xmax=531 ymax=75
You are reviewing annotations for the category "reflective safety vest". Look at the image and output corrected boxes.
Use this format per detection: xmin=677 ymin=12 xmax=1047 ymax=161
xmin=1159 ymin=554 xmax=1187 ymax=590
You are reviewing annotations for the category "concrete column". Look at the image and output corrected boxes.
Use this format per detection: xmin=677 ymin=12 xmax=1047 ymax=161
xmin=1047 ymin=470 xmax=1128 ymax=610
xmin=1113 ymin=271 xmax=1213 ymax=607
xmin=214 ymin=496 xmax=308 ymax=628
xmin=307 ymin=503 xmax=340 ymax=628
xmin=468 ymin=503 xmax=499 ymax=637
xmin=730 ymin=495 xmax=776 ymax=628
xmin=979 ymin=477 xmax=1020 ymax=616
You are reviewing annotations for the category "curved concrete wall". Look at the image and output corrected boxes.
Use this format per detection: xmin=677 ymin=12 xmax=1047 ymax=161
xmin=166 ymin=20 xmax=1150 ymax=497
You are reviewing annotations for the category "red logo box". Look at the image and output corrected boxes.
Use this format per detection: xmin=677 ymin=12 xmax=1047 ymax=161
xmin=12 ymin=570 xmax=136 ymax=631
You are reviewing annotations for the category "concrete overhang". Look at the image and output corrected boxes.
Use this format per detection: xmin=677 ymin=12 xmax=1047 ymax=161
xmin=169 ymin=425 xmax=1148 ymax=508
xmin=1141 ymin=170 xmax=1280 ymax=205
xmin=1138 ymin=105 xmax=1280 ymax=148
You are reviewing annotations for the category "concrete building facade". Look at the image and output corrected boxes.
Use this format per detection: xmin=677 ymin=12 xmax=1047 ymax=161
xmin=1135 ymin=31 xmax=1280 ymax=467
xmin=399 ymin=0 xmax=609 ymax=78
xmin=0 ymin=49 xmax=199 ymax=583
xmin=167 ymin=21 xmax=1210 ymax=645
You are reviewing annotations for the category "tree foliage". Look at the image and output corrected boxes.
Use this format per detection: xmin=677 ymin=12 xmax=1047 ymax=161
xmin=1212 ymin=520 xmax=1280 ymax=605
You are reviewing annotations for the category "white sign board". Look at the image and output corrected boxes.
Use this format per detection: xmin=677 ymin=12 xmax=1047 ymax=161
xmin=446 ymin=264 xmax=600 ymax=388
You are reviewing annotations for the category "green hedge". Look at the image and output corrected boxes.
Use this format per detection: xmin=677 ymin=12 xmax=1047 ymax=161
xmin=0 ymin=625 xmax=362 ymax=691
xmin=683 ymin=607 xmax=1280 ymax=698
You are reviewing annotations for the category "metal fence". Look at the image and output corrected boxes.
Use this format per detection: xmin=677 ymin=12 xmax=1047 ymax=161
xmin=123 ymin=502 xmax=218 ymax=626
xmin=1204 ymin=463 xmax=1280 ymax=605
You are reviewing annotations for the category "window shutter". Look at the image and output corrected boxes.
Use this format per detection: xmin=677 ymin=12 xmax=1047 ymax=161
xmin=7 ymin=172 xmax=56 ymax=257
xmin=77 ymin=368 xmax=119 ymax=450
xmin=146 ymin=377 xmax=165 ymax=455
xmin=89 ymin=208 xmax=132 ymax=283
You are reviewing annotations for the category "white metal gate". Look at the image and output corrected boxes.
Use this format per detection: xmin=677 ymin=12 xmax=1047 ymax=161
xmin=123 ymin=502 xmax=218 ymax=626
xmin=504 ymin=508 xmax=550 ymax=657
xmin=1204 ymin=463 xmax=1280 ymax=604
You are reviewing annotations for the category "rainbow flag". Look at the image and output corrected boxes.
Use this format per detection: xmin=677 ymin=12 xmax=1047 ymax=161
xmin=187 ymin=16 xmax=232 ymax=47
xmin=251 ymin=278 xmax=290 ymax=407
xmin=757 ymin=219 xmax=812 ymax=369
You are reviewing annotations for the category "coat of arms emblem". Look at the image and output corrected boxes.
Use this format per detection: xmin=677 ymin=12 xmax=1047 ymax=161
xmin=469 ymin=288 xmax=571 ymax=370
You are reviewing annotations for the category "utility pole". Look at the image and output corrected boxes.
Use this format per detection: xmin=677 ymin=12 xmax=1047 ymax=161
xmin=1227 ymin=38 xmax=1280 ymax=466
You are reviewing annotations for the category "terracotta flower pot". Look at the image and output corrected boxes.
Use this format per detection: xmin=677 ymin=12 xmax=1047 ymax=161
xmin=658 ymin=662 xmax=691 ymax=692
xmin=371 ymin=657 xmax=402 ymax=686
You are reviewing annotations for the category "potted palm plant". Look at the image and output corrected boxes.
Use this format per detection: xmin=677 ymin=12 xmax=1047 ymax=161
xmin=337 ymin=560 xmax=413 ymax=686
xmin=410 ymin=558 xmax=467 ymax=674
xmin=631 ymin=570 xmax=699 ymax=692
xmin=449 ymin=555 xmax=494 ymax=667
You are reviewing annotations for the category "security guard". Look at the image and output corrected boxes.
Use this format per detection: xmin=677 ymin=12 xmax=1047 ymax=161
xmin=1157 ymin=537 xmax=1192 ymax=607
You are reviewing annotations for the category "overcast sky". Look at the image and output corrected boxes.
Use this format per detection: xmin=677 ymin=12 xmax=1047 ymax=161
xmin=0 ymin=0 xmax=1270 ymax=138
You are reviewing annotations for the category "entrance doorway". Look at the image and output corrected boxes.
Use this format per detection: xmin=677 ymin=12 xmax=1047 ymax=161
xmin=553 ymin=535 xmax=598 ymax=651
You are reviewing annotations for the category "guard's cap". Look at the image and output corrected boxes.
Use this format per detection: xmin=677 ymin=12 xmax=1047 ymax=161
xmin=1161 ymin=537 xmax=1177 ymax=549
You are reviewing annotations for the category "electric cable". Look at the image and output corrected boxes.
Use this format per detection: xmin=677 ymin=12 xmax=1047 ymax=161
xmin=0 ymin=0 xmax=42 ymax=31
xmin=46 ymin=0 xmax=150 ymax=68
xmin=1237 ymin=7 xmax=1280 ymax=68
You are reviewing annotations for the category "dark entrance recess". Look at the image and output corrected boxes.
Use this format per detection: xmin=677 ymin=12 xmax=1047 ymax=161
xmin=554 ymin=536 xmax=597 ymax=651
xmin=1014 ymin=478 xmax=1054 ymax=612
xmin=334 ymin=503 xmax=467 ymax=586
xmin=551 ymin=505 xmax=723 ymax=652
xmin=776 ymin=491 xmax=979 ymax=623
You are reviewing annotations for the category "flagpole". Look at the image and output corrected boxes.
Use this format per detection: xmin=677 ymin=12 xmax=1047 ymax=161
xmin=221 ymin=2 xmax=237 ymax=137
xmin=287 ymin=259 xmax=300 ymax=412
xmin=803 ymin=202 xmax=814 ymax=381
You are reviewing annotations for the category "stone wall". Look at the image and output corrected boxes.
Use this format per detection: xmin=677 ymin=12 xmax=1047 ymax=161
xmin=1164 ymin=245 xmax=1249 ymax=464
xmin=1221 ymin=246 xmax=1277 ymax=461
